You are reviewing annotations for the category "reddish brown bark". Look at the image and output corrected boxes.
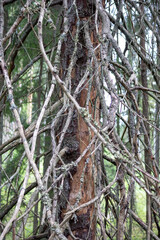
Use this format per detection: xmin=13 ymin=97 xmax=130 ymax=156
xmin=57 ymin=1 xmax=100 ymax=239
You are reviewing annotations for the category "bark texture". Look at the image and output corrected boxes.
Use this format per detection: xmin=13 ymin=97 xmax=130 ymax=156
xmin=140 ymin=2 xmax=152 ymax=239
xmin=57 ymin=1 xmax=100 ymax=239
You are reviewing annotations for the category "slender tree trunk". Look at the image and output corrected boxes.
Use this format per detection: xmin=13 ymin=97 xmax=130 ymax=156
xmin=0 ymin=6 xmax=8 ymax=239
xmin=117 ymin=165 xmax=127 ymax=240
xmin=128 ymin=187 xmax=134 ymax=239
xmin=0 ymin=71 xmax=3 ymax=210
xmin=140 ymin=2 xmax=152 ymax=239
xmin=33 ymin=59 xmax=43 ymax=235
xmin=155 ymin=0 xmax=160 ymax=173
xmin=155 ymin=101 xmax=159 ymax=167
xmin=153 ymin=1 xmax=160 ymax=237
xmin=0 ymin=3 xmax=7 ymax=224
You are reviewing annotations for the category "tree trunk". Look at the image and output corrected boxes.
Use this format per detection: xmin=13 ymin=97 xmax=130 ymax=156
xmin=0 ymin=3 xmax=7 ymax=225
xmin=140 ymin=2 xmax=152 ymax=239
xmin=56 ymin=1 xmax=101 ymax=239
xmin=155 ymin=0 xmax=160 ymax=173
xmin=0 ymin=71 xmax=3 ymax=209
xmin=155 ymin=101 xmax=159 ymax=168
xmin=117 ymin=165 xmax=127 ymax=240
xmin=33 ymin=59 xmax=43 ymax=235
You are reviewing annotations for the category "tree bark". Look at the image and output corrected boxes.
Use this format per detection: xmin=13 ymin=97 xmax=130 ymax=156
xmin=0 ymin=71 xmax=3 ymax=235
xmin=56 ymin=1 xmax=101 ymax=239
xmin=117 ymin=165 xmax=127 ymax=240
xmin=33 ymin=59 xmax=43 ymax=235
xmin=140 ymin=2 xmax=152 ymax=239
xmin=155 ymin=0 xmax=160 ymax=173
